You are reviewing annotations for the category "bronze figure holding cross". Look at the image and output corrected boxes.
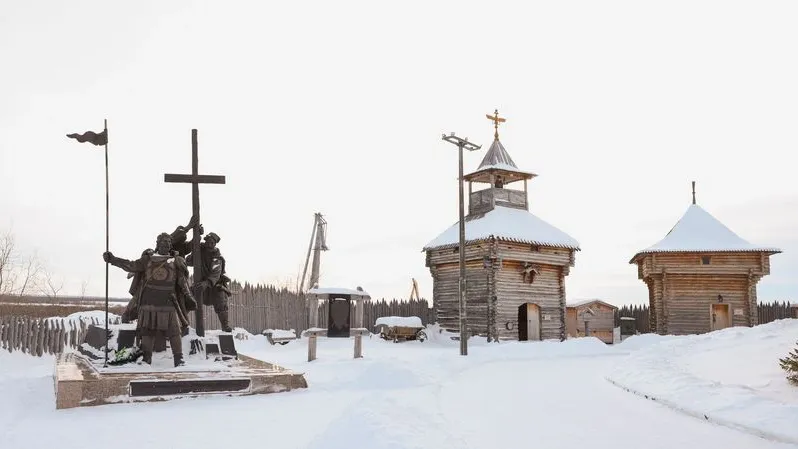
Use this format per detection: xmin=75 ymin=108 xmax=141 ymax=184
xmin=164 ymin=129 xmax=226 ymax=337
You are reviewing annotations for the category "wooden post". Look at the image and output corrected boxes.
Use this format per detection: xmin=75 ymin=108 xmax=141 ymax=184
xmin=355 ymin=298 xmax=364 ymax=328
xmin=308 ymin=297 xmax=319 ymax=329
xmin=354 ymin=333 xmax=362 ymax=359
xmin=307 ymin=334 xmax=317 ymax=362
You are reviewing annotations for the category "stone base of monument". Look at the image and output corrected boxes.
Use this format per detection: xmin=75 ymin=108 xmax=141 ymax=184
xmin=55 ymin=324 xmax=307 ymax=410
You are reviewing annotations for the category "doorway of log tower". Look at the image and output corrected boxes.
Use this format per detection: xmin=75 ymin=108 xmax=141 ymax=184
xmin=518 ymin=303 xmax=541 ymax=341
xmin=710 ymin=303 xmax=731 ymax=331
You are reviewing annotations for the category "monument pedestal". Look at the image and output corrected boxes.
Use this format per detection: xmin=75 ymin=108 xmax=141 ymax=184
xmin=54 ymin=351 xmax=307 ymax=409
xmin=56 ymin=324 xmax=308 ymax=409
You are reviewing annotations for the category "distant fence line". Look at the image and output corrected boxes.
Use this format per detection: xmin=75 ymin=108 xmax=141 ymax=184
xmin=0 ymin=315 xmax=121 ymax=357
xmin=191 ymin=283 xmax=435 ymax=335
xmin=2 ymin=288 xmax=792 ymax=346
xmin=615 ymin=301 xmax=794 ymax=333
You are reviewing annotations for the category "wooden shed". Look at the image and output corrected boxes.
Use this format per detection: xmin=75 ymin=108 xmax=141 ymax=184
xmin=629 ymin=185 xmax=781 ymax=335
xmin=423 ymin=113 xmax=580 ymax=342
xmin=566 ymin=299 xmax=618 ymax=343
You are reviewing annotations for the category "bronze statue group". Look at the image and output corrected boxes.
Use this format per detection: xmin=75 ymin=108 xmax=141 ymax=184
xmin=103 ymin=216 xmax=232 ymax=367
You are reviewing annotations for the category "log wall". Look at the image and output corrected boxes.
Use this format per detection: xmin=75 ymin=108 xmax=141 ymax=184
xmin=635 ymin=251 xmax=774 ymax=335
xmin=638 ymin=252 xmax=770 ymax=279
xmin=429 ymin=260 xmax=490 ymax=336
xmin=427 ymin=240 xmax=575 ymax=341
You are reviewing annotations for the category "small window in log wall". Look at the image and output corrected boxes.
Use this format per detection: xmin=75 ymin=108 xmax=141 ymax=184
xmin=531 ymin=245 xmax=540 ymax=252
xmin=701 ymin=256 xmax=711 ymax=265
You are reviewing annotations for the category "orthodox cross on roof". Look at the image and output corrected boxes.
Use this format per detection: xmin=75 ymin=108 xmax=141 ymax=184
xmin=692 ymin=181 xmax=696 ymax=205
xmin=485 ymin=109 xmax=506 ymax=140
xmin=163 ymin=129 xmax=226 ymax=337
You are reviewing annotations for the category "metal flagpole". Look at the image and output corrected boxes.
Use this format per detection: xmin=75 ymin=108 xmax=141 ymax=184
xmin=104 ymin=118 xmax=109 ymax=367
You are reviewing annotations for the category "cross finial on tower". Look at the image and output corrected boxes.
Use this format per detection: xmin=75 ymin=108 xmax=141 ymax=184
xmin=692 ymin=181 xmax=696 ymax=205
xmin=485 ymin=109 xmax=506 ymax=140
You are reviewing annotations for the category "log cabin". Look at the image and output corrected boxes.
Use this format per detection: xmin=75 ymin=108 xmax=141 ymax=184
xmin=629 ymin=184 xmax=781 ymax=335
xmin=565 ymin=299 xmax=617 ymax=343
xmin=423 ymin=112 xmax=580 ymax=342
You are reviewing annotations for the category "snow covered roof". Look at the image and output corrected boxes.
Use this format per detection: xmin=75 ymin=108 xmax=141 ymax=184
xmin=423 ymin=205 xmax=580 ymax=251
xmin=567 ymin=299 xmax=617 ymax=309
xmin=630 ymin=204 xmax=782 ymax=263
xmin=307 ymin=287 xmax=371 ymax=299
xmin=464 ymin=139 xmax=536 ymax=182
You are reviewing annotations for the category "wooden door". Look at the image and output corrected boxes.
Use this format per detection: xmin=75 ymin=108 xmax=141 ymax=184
xmin=517 ymin=304 xmax=528 ymax=341
xmin=527 ymin=303 xmax=541 ymax=341
xmin=711 ymin=304 xmax=730 ymax=331
xmin=566 ymin=308 xmax=578 ymax=338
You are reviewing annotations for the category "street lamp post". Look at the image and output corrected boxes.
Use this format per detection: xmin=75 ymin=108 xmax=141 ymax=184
xmin=441 ymin=132 xmax=481 ymax=356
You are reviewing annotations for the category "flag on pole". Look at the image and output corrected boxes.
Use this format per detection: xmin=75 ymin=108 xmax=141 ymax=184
xmin=66 ymin=129 xmax=107 ymax=146
xmin=67 ymin=121 xmax=110 ymax=366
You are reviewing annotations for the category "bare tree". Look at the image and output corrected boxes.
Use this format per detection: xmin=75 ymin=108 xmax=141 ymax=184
xmin=41 ymin=268 xmax=64 ymax=300
xmin=80 ymin=280 xmax=89 ymax=300
xmin=16 ymin=253 xmax=43 ymax=297
xmin=0 ymin=230 xmax=16 ymax=295
xmin=0 ymin=230 xmax=48 ymax=297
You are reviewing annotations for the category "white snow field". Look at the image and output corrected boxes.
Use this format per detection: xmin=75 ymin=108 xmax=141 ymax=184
xmin=1 ymin=321 xmax=797 ymax=449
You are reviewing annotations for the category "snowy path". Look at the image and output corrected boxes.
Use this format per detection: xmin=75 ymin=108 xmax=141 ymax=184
xmin=438 ymin=356 xmax=794 ymax=449
xmin=1 ymin=332 xmax=796 ymax=449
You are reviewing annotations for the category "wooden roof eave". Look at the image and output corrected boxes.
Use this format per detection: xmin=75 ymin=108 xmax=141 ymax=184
xmin=463 ymin=167 xmax=536 ymax=183
xmin=422 ymin=236 xmax=580 ymax=253
xmin=628 ymin=248 xmax=783 ymax=264
xmin=567 ymin=299 xmax=618 ymax=310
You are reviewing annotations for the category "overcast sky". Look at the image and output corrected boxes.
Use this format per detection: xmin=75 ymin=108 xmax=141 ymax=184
xmin=1 ymin=1 xmax=796 ymax=306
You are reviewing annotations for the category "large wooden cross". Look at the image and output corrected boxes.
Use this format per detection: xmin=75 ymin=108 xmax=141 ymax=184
xmin=164 ymin=129 xmax=226 ymax=337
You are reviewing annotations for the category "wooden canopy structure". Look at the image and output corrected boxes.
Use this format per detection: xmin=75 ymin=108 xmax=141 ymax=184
xmin=306 ymin=287 xmax=371 ymax=337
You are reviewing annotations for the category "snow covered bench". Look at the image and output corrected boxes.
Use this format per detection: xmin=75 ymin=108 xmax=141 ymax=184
xmin=263 ymin=329 xmax=298 ymax=346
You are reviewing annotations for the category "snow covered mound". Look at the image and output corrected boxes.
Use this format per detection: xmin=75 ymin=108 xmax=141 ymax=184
xmin=613 ymin=333 xmax=681 ymax=351
xmin=264 ymin=329 xmax=297 ymax=339
xmin=607 ymin=320 xmax=798 ymax=444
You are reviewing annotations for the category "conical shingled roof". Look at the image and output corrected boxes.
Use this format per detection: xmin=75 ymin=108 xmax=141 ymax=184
xmin=477 ymin=138 xmax=518 ymax=170
xmin=629 ymin=204 xmax=781 ymax=263
xmin=464 ymin=138 xmax=536 ymax=182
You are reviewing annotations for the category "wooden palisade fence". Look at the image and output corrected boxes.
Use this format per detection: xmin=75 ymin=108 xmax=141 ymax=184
xmin=615 ymin=301 xmax=794 ymax=334
xmin=0 ymin=316 xmax=120 ymax=357
xmin=189 ymin=283 xmax=436 ymax=336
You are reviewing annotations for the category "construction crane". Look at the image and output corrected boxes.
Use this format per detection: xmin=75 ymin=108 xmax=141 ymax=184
xmin=409 ymin=278 xmax=421 ymax=301
xmin=299 ymin=212 xmax=329 ymax=293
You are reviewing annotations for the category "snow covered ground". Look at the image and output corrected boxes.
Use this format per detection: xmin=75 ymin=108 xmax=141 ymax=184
xmin=608 ymin=319 xmax=798 ymax=443
xmin=1 ymin=321 xmax=797 ymax=449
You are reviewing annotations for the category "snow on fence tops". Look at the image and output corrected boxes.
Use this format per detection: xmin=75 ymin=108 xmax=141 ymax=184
xmin=44 ymin=310 xmax=121 ymax=325
xmin=375 ymin=316 xmax=423 ymax=328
